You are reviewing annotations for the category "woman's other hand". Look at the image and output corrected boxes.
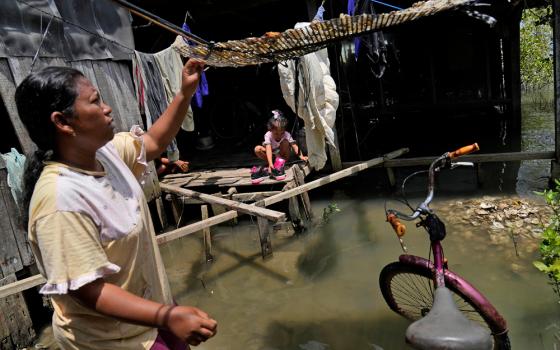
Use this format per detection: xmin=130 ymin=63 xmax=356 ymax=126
xmin=180 ymin=59 xmax=205 ymax=97
xmin=299 ymin=154 xmax=308 ymax=162
xmin=167 ymin=305 xmax=217 ymax=346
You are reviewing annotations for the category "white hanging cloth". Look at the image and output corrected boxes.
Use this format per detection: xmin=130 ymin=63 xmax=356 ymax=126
xmin=277 ymin=22 xmax=339 ymax=170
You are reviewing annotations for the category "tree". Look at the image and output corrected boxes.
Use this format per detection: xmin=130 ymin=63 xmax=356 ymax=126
xmin=520 ymin=5 xmax=553 ymax=90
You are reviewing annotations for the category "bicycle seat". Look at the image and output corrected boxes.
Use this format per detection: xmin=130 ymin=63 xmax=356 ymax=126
xmin=405 ymin=287 xmax=493 ymax=350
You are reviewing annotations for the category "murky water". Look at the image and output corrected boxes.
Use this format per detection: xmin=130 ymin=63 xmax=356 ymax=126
xmin=158 ymin=192 xmax=560 ymax=350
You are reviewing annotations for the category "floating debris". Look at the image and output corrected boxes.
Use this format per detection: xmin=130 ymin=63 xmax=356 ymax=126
xmin=435 ymin=196 xmax=551 ymax=254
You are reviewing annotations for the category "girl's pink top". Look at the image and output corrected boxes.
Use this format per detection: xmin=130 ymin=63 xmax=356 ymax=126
xmin=263 ymin=131 xmax=295 ymax=151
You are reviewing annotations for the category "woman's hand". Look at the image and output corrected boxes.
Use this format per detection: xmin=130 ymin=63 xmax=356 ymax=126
xmin=180 ymin=59 xmax=205 ymax=97
xmin=299 ymin=154 xmax=308 ymax=162
xmin=166 ymin=305 xmax=218 ymax=346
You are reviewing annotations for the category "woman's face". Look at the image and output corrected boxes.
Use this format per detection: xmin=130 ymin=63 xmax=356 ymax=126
xmin=71 ymin=77 xmax=115 ymax=149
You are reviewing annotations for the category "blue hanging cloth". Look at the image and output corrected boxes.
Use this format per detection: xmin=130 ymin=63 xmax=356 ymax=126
xmin=313 ymin=4 xmax=325 ymax=22
xmin=182 ymin=22 xmax=209 ymax=108
xmin=348 ymin=0 xmax=361 ymax=61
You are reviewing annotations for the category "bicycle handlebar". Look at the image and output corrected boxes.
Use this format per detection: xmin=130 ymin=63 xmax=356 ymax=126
xmin=386 ymin=143 xmax=480 ymax=233
xmin=387 ymin=213 xmax=406 ymax=237
xmin=448 ymin=143 xmax=479 ymax=159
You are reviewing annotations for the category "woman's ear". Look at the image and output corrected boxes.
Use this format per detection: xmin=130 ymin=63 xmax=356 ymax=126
xmin=50 ymin=111 xmax=76 ymax=137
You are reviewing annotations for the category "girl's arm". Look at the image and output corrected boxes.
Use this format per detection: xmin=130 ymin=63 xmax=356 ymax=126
xmin=143 ymin=59 xmax=205 ymax=162
xmin=266 ymin=144 xmax=274 ymax=170
xmin=291 ymin=143 xmax=308 ymax=161
xmin=70 ymin=278 xmax=217 ymax=346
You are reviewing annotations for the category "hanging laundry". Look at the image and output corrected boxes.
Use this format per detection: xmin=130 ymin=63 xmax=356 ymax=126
xmin=277 ymin=21 xmax=339 ymax=171
xmin=1 ymin=148 xmax=25 ymax=205
xmin=132 ymin=51 xmax=180 ymax=161
xmin=181 ymin=22 xmax=209 ymax=108
xmin=349 ymin=0 xmax=389 ymax=77
xmin=313 ymin=3 xmax=325 ymax=21
xmin=153 ymin=46 xmax=195 ymax=131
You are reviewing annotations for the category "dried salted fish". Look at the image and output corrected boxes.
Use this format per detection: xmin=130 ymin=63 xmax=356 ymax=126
xmin=169 ymin=0 xmax=472 ymax=67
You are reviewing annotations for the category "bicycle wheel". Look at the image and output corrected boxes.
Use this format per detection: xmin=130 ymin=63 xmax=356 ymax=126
xmin=379 ymin=259 xmax=510 ymax=350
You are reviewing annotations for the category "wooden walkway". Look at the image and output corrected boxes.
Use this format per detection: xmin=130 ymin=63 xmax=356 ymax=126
xmin=160 ymin=163 xmax=310 ymax=189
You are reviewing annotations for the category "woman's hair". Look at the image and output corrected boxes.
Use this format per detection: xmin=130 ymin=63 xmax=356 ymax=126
xmin=15 ymin=66 xmax=84 ymax=225
xmin=266 ymin=109 xmax=288 ymax=131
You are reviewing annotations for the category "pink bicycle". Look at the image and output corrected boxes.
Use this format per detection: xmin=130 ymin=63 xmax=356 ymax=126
xmin=379 ymin=144 xmax=510 ymax=349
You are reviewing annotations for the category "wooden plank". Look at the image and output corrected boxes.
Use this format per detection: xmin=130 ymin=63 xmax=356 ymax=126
xmin=160 ymin=183 xmax=286 ymax=222
xmin=0 ymin=172 xmax=23 ymax=277
xmin=70 ymin=61 xmax=99 ymax=87
xmin=0 ymin=275 xmax=45 ymax=300
xmin=0 ymin=274 xmax=35 ymax=348
xmin=261 ymin=148 xmax=409 ymax=207
xmin=0 ymin=59 xmax=36 ymax=154
xmin=0 ymin=169 xmax=33 ymax=268
xmin=172 ymin=191 xmax=282 ymax=205
xmin=342 ymin=151 xmax=555 ymax=169
xmin=0 ymin=148 xmax=409 ymax=296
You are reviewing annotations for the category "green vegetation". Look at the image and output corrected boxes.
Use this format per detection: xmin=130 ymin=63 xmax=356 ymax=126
xmin=520 ymin=4 xmax=553 ymax=91
xmin=322 ymin=203 xmax=341 ymax=223
xmin=534 ymin=180 xmax=560 ymax=303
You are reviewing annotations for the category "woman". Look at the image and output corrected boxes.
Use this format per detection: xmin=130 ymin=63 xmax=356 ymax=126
xmin=15 ymin=59 xmax=217 ymax=349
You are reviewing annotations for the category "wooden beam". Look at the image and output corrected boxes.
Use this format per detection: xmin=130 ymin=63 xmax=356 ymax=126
xmin=0 ymin=147 xmax=409 ymax=297
xmin=169 ymin=191 xmax=282 ymax=205
xmin=261 ymin=148 xmax=409 ymax=207
xmin=201 ymin=205 xmax=213 ymax=262
xmin=160 ymin=183 xmax=286 ymax=222
xmin=342 ymin=151 xmax=555 ymax=169
xmin=0 ymin=275 xmax=45 ymax=299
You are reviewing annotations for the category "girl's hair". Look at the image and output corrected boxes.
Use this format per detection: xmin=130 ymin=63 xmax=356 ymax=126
xmin=266 ymin=109 xmax=288 ymax=131
xmin=15 ymin=66 xmax=84 ymax=225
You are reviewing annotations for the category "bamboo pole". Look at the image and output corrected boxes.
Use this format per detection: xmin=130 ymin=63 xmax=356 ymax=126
xmin=160 ymin=184 xmax=286 ymax=222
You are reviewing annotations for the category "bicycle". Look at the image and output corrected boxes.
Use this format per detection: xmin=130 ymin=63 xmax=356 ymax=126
xmin=379 ymin=144 xmax=510 ymax=350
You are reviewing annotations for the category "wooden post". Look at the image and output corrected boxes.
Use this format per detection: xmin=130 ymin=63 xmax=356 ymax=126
xmin=552 ymin=0 xmax=560 ymax=182
xmin=386 ymin=167 xmax=396 ymax=187
xmin=292 ymin=165 xmax=313 ymax=221
xmin=328 ymin=128 xmax=343 ymax=171
xmin=255 ymin=203 xmax=273 ymax=259
xmin=201 ymin=205 xmax=213 ymax=262
xmin=154 ymin=197 xmax=168 ymax=231
xmin=169 ymin=194 xmax=183 ymax=227
xmin=284 ymin=182 xmax=304 ymax=230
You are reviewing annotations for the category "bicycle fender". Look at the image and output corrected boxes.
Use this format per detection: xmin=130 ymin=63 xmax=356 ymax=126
xmin=398 ymin=254 xmax=508 ymax=335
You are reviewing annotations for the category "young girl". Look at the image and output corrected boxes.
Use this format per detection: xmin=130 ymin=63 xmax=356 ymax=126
xmin=15 ymin=60 xmax=217 ymax=349
xmin=252 ymin=110 xmax=308 ymax=184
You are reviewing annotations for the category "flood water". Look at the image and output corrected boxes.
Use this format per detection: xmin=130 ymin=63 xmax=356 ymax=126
xmin=159 ymin=191 xmax=560 ymax=350
xmin=156 ymin=95 xmax=560 ymax=349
